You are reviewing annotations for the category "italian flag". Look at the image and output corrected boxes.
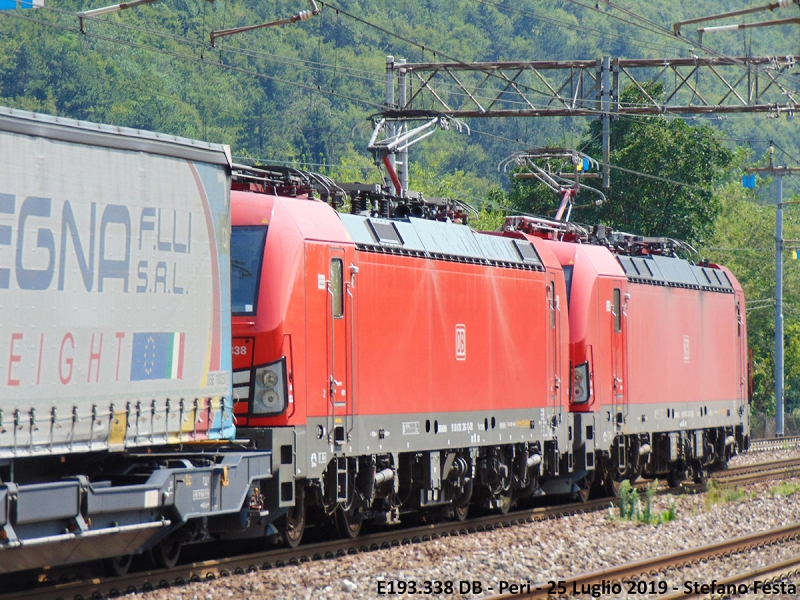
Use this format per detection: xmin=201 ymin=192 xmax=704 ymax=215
xmin=166 ymin=332 xmax=185 ymax=379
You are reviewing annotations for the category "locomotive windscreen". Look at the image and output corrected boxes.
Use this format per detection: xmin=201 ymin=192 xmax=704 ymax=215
xmin=562 ymin=265 xmax=573 ymax=307
xmin=231 ymin=226 xmax=268 ymax=315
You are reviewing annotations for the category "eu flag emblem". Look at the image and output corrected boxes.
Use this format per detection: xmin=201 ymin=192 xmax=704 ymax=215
xmin=130 ymin=332 xmax=185 ymax=381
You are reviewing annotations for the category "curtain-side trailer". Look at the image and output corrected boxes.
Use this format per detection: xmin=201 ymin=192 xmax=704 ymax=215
xmin=0 ymin=107 xmax=274 ymax=575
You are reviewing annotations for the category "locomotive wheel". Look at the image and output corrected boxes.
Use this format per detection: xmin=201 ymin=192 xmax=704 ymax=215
xmin=604 ymin=473 xmax=622 ymax=498
xmin=495 ymin=489 xmax=513 ymax=515
xmin=627 ymin=463 xmax=643 ymax=482
xmin=282 ymin=500 xmax=306 ymax=549
xmin=335 ymin=502 xmax=364 ymax=539
xmin=152 ymin=534 xmax=182 ymax=569
xmin=103 ymin=554 xmax=133 ymax=577
xmin=450 ymin=479 xmax=472 ymax=522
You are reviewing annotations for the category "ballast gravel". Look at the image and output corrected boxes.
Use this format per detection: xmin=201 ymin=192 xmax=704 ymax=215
xmin=140 ymin=448 xmax=800 ymax=600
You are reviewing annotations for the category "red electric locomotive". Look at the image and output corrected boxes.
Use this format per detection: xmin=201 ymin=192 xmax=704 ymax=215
xmin=229 ymin=167 xmax=577 ymax=545
xmin=229 ymin=166 xmax=749 ymax=547
xmin=503 ymin=217 xmax=750 ymax=494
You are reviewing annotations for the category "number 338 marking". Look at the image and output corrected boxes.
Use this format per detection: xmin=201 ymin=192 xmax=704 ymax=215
xmin=233 ymin=345 xmax=248 ymax=355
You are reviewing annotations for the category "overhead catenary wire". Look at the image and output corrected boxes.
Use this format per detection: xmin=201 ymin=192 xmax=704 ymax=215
xmin=34 ymin=3 xmax=392 ymax=84
xmin=470 ymin=0 xmax=686 ymax=55
xmin=2 ymin=7 xmax=724 ymax=195
xmin=13 ymin=4 xmax=627 ymax=114
xmin=11 ymin=4 xmax=694 ymax=120
xmin=15 ymin=2 xmax=796 ymax=130
xmin=4 ymin=0 xmax=797 ymax=201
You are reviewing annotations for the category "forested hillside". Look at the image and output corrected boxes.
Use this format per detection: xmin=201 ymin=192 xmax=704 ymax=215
xmin=2 ymin=0 xmax=800 ymax=419
xmin=1 ymin=1 xmax=797 ymax=190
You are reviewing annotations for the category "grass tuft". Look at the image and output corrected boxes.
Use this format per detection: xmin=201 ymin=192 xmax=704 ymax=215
xmin=768 ymin=481 xmax=800 ymax=497
xmin=704 ymin=480 xmax=752 ymax=507
xmin=610 ymin=480 xmax=677 ymax=526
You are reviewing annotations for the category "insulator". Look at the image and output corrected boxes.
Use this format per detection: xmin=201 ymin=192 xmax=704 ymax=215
xmin=639 ymin=444 xmax=651 ymax=456
xmin=394 ymin=203 xmax=411 ymax=218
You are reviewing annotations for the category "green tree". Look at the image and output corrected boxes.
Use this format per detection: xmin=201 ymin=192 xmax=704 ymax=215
xmin=699 ymin=152 xmax=800 ymax=418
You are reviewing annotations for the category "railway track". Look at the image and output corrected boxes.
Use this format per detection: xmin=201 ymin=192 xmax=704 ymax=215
xmin=749 ymin=435 xmax=800 ymax=452
xmin=488 ymin=522 xmax=800 ymax=599
xmin=674 ymin=551 xmax=800 ymax=600
xmin=5 ymin=456 xmax=800 ymax=600
xmin=714 ymin=457 xmax=800 ymax=484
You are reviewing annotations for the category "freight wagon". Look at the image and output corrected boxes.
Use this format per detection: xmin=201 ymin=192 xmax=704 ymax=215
xmin=0 ymin=107 xmax=275 ymax=575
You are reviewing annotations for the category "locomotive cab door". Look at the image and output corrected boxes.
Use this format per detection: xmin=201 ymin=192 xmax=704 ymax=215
xmin=735 ymin=294 xmax=747 ymax=405
xmin=326 ymin=247 xmax=356 ymax=450
xmin=545 ymin=273 xmax=562 ymax=427
xmin=610 ymin=283 xmax=628 ymax=428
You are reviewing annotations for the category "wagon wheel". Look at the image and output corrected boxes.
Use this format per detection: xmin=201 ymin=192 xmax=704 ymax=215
xmin=495 ymin=487 xmax=514 ymax=515
xmin=103 ymin=554 xmax=133 ymax=577
xmin=573 ymin=473 xmax=594 ymax=503
xmin=152 ymin=534 xmax=182 ymax=569
xmin=453 ymin=503 xmax=470 ymax=522
xmin=667 ymin=468 xmax=686 ymax=489
xmin=691 ymin=463 xmax=708 ymax=485
xmin=282 ymin=484 xmax=307 ymax=549
xmin=335 ymin=501 xmax=364 ymax=539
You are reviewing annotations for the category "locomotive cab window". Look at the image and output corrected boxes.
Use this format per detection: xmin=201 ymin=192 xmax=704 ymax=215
xmin=562 ymin=265 xmax=573 ymax=307
xmin=613 ymin=288 xmax=621 ymax=332
xmin=231 ymin=226 xmax=268 ymax=315
xmin=331 ymin=258 xmax=344 ymax=318
xmin=548 ymin=282 xmax=556 ymax=329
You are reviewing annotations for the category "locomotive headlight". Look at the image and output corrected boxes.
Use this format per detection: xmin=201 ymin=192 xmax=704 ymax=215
xmin=572 ymin=362 xmax=590 ymax=404
xmin=260 ymin=369 xmax=279 ymax=389
xmin=252 ymin=358 xmax=288 ymax=416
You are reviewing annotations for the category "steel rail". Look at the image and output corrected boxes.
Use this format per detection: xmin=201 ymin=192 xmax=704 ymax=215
xmin=0 ymin=501 xmax=607 ymax=600
xmin=750 ymin=435 xmax=800 ymax=451
xmin=488 ymin=523 xmax=800 ymax=599
xmin=667 ymin=553 xmax=800 ymax=599
xmin=716 ymin=457 xmax=800 ymax=482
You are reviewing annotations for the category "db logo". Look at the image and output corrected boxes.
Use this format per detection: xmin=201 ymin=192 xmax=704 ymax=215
xmin=455 ymin=324 xmax=467 ymax=361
